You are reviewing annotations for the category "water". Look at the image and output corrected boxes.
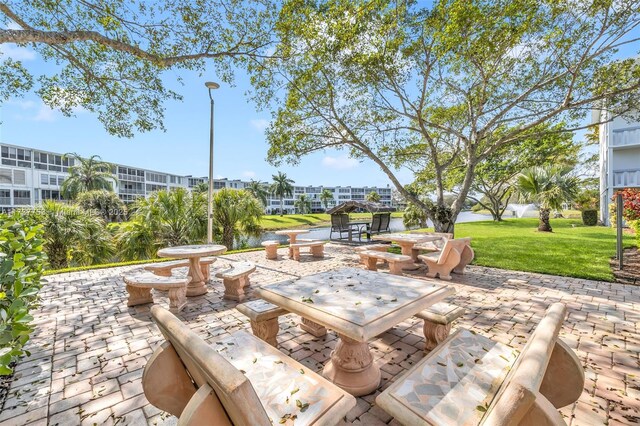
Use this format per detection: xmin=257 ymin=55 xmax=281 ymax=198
xmin=506 ymin=203 xmax=536 ymax=218
xmin=244 ymin=211 xmax=492 ymax=247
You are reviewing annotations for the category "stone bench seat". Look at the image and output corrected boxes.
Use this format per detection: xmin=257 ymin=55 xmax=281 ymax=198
xmin=418 ymin=237 xmax=472 ymax=280
xmin=215 ymin=262 xmax=256 ymax=301
xmin=359 ymin=250 xmax=412 ymax=275
xmin=376 ymin=303 xmax=584 ymax=426
xmin=144 ymin=256 xmax=217 ymax=280
xmin=289 ymin=240 xmax=326 ymax=261
xmin=144 ymin=307 xmax=356 ymax=425
xmin=260 ymin=240 xmax=280 ymax=260
xmin=123 ymin=272 xmax=191 ymax=312
xmin=415 ymin=302 xmax=465 ymax=351
xmin=237 ymin=299 xmax=288 ymax=347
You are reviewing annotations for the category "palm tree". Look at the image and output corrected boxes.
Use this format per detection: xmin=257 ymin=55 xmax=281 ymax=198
xmin=245 ymin=180 xmax=270 ymax=206
xmin=516 ymin=166 xmax=579 ymax=232
xmin=366 ymin=191 xmax=381 ymax=202
xmin=270 ymin=172 xmax=294 ymax=216
xmin=211 ymin=188 xmax=263 ymax=248
xmin=320 ymin=189 xmax=334 ymax=211
xmin=294 ymin=194 xmax=312 ymax=214
xmin=192 ymin=182 xmax=209 ymax=194
xmin=61 ymin=153 xmax=116 ymax=199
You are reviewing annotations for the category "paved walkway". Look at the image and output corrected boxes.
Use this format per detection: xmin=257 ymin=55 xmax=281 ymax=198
xmin=0 ymin=244 xmax=639 ymax=425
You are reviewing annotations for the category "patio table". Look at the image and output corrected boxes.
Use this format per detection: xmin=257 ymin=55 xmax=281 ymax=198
xmin=157 ymin=244 xmax=226 ymax=296
xmin=274 ymin=229 xmax=310 ymax=257
xmin=373 ymin=233 xmax=442 ymax=268
xmin=255 ymin=267 xmax=454 ymax=396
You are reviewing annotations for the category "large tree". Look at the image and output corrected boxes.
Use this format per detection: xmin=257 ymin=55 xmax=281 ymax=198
xmin=61 ymin=153 xmax=115 ymax=199
xmin=270 ymin=171 xmax=294 ymax=216
xmin=249 ymin=0 xmax=640 ymax=232
xmin=0 ymin=1 xmax=276 ymax=137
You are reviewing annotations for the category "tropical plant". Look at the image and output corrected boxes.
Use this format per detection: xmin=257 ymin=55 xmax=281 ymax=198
xmin=294 ymin=194 xmax=312 ymax=214
xmin=516 ymin=166 xmax=579 ymax=232
xmin=403 ymin=203 xmax=428 ymax=229
xmin=365 ymin=191 xmax=381 ymax=203
xmin=23 ymin=201 xmax=114 ymax=269
xmin=192 ymin=182 xmax=210 ymax=194
xmin=0 ymin=215 xmax=47 ymax=375
xmin=77 ymin=190 xmax=127 ymax=222
xmin=61 ymin=154 xmax=116 ymax=199
xmin=130 ymin=188 xmax=207 ymax=248
xmin=270 ymin=172 xmax=294 ymax=216
xmin=211 ymin=189 xmax=263 ymax=249
xmin=245 ymin=180 xmax=270 ymax=206
xmin=319 ymin=189 xmax=334 ymax=211
xmin=114 ymin=220 xmax=158 ymax=261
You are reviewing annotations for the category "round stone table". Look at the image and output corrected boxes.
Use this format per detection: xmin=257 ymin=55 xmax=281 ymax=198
xmin=274 ymin=229 xmax=310 ymax=257
xmin=157 ymin=244 xmax=227 ymax=296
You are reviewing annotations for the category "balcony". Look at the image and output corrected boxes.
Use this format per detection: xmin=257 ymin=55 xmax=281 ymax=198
xmin=613 ymin=169 xmax=640 ymax=188
xmin=612 ymin=127 xmax=640 ymax=149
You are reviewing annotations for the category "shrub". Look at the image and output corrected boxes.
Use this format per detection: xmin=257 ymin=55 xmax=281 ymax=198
xmin=581 ymin=210 xmax=598 ymax=226
xmin=0 ymin=216 xmax=47 ymax=375
xmin=77 ymin=190 xmax=128 ymax=222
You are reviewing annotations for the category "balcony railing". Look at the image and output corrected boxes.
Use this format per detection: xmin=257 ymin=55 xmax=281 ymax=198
xmin=613 ymin=169 xmax=640 ymax=188
xmin=0 ymin=197 xmax=10 ymax=205
xmin=612 ymin=127 xmax=640 ymax=148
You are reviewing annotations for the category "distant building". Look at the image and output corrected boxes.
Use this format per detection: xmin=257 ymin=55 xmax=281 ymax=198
xmin=0 ymin=142 xmax=392 ymax=213
xmin=593 ymin=111 xmax=640 ymax=225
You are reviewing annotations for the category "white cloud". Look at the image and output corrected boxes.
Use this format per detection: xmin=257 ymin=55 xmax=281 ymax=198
xmin=33 ymin=104 xmax=56 ymax=122
xmin=6 ymin=22 xmax=22 ymax=30
xmin=250 ymin=119 xmax=269 ymax=131
xmin=6 ymin=99 xmax=36 ymax=110
xmin=242 ymin=170 xmax=256 ymax=178
xmin=0 ymin=44 xmax=36 ymax=61
xmin=321 ymin=155 xmax=359 ymax=170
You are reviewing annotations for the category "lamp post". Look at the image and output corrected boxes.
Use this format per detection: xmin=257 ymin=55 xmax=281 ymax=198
xmin=205 ymin=81 xmax=220 ymax=244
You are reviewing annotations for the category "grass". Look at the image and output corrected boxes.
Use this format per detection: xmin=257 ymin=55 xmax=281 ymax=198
xmin=474 ymin=208 xmax=583 ymax=219
xmin=260 ymin=212 xmax=403 ymax=230
xmin=415 ymin=218 xmax=632 ymax=282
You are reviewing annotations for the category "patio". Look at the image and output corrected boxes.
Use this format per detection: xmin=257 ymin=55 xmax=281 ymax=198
xmin=1 ymin=243 xmax=638 ymax=426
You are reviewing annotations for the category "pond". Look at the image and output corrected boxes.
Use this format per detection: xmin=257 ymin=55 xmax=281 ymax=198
xmin=244 ymin=211 xmax=492 ymax=247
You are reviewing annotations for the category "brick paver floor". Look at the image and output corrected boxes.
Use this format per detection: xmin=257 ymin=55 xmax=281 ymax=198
xmin=1 ymin=244 xmax=639 ymax=425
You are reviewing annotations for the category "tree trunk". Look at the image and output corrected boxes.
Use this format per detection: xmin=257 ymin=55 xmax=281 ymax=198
xmin=223 ymin=228 xmax=235 ymax=249
xmin=538 ymin=208 xmax=552 ymax=232
xmin=280 ymin=197 xmax=284 ymax=216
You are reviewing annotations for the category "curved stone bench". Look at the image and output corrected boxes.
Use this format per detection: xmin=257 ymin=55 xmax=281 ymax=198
xmin=144 ymin=256 xmax=217 ymax=280
xmin=123 ymin=272 xmax=191 ymax=312
xmin=260 ymin=240 xmax=280 ymax=260
xmin=215 ymin=262 xmax=256 ymax=301
xmin=289 ymin=240 xmax=326 ymax=261
xmin=359 ymin=250 xmax=412 ymax=275
xmin=415 ymin=302 xmax=465 ymax=351
xmin=377 ymin=303 xmax=584 ymax=426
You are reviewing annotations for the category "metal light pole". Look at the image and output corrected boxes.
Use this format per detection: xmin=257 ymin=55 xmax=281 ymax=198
xmin=205 ymin=81 xmax=220 ymax=244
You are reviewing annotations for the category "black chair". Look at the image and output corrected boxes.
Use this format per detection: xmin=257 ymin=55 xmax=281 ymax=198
xmin=330 ymin=213 xmax=352 ymax=240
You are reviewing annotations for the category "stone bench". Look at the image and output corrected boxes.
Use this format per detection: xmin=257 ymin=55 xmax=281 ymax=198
xmin=144 ymin=306 xmax=356 ymax=425
xmin=260 ymin=240 xmax=280 ymax=260
xmin=215 ymin=262 xmax=256 ymax=301
xmin=144 ymin=256 xmax=217 ymax=280
xmin=123 ymin=272 xmax=191 ymax=312
xmin=415 ymin=302 xmax=465 ymax=351
xmin=289 ymin=240 xmax=326 ymax=261
xmin=355 ymin=243 xmax=392 ymax=265
xmin=236 ymin=299 xmax=288 ymax=347
xmin=359 ymin=250 xmax=412 ymax=275
xmin=377 ymin=303 xmax=584 ymax=426
xmin=411 ymin=232 xmax=452 ymax=257
xmin=418 ymin=238 xmax=471 ymax=280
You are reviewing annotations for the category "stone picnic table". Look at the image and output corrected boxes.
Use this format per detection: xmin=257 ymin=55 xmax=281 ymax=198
xmin=157 ymin=244 xmax=227 ymax=296
xmin=274 ymin=229 xmax=310 ymax=257
xmin=255 ymin=267 xmax=454 ymax=396
xmin=372 ymin=233 xmax=442 ymax=268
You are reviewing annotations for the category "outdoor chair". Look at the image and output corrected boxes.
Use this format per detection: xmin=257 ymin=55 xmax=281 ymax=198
xmin=329 ymin=213 xmax=352 ymax=240
xmin=418 ymin=238 xmax=470 ymax=280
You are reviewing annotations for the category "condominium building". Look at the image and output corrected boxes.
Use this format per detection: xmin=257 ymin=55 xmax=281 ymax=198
xmin=0 ymin=142 xmax=392 ymax=213
xmin=594 ymin=112 xmax=640 ymax=225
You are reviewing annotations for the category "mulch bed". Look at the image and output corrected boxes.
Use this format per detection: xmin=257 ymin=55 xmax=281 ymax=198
xmin=611 ymin=247 xmax=640 ymax=285
xmin=0 ymin=362 xmax=16 ymax=412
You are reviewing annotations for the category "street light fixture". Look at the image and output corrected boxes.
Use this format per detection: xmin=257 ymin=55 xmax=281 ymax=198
xmin=205 ymin=81 xmax=220 ymax=244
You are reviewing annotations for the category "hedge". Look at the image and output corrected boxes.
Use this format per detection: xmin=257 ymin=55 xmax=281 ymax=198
xmin=0 ymin=217 xmax=47 ymax=375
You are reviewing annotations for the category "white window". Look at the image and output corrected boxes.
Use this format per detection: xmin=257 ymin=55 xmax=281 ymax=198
xmin=13 ymin=170 xmax=26 ymax=185
xmin=41 ymin=174 xmax=49 ymax=185
xmin=0 ymin=168 xmax=12 ymax=184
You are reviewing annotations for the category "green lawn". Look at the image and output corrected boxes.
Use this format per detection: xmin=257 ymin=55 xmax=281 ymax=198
xmin=260 ymin=212 xmax=403 ymax=230
xmin=437 ymin=219 xmax=631 ymax=282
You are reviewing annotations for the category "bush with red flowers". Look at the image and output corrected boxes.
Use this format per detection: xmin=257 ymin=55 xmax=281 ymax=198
xmin=613 ymin=189 xmax=640 ymax=247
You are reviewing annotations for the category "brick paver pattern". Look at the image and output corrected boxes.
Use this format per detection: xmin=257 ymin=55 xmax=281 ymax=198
xmin=0 ymin=244 xmax=639 ymax=425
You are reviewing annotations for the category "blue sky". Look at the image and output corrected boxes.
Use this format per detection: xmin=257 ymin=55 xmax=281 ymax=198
xmin=0 ymin=20 xmax=638 ymax=188
xmin=0 ymin=44 xmax=407 ymax=187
